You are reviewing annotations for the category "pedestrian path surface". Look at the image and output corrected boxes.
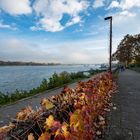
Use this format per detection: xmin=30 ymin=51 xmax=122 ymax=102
xmin=104 ymin=69 xmax=140 ymax=140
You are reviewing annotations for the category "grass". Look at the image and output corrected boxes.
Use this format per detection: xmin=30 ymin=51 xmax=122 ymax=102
xmin=0 ymin=69 xmax=105 ymax=106
xmin=130 ymin=67 xmax=140 ymax=73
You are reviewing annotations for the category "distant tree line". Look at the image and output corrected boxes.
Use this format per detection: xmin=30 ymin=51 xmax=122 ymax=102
xmin=112 ymin=34 xmax=140 ymax=66
xmin=0 ymin=61 xmax=61 ymax=66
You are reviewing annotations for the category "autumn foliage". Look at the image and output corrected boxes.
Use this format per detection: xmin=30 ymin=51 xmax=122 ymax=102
xmin=0 ymin=72 xmax=116 ymax=140
xmin=112 ymin=34 xmax=140 ymax=66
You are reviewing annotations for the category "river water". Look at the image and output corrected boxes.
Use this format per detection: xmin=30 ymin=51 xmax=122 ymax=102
xmin=0 ymin=65 xmax=100 ymax=93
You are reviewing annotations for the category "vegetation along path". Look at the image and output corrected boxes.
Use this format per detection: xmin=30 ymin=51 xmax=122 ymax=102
xmin=0 ymin=78 xmax=90 ymax=127
xmin=103 ymin=69 xmax=140 ymax=140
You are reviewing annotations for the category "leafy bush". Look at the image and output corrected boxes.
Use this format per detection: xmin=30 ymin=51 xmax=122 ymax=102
xmin=0 ymin=72 xmax=116 ymax=140
xmin=0 ymin=70 xmax=103 ymax=106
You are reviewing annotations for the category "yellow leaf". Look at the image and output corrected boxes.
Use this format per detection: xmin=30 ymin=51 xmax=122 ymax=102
xmin=62 ymin=123 xmax=68 ymax=132
xmin=41 ymin=99 xmax=54 ymax=110
xmin=45 ymin=115 xmax=54 ymax=128
xmin=38 ymin=132 xmax=50 ymax=140
xmin=70 ymin=110 xmax=84 ymax=132
xmin=62 ymin=123 xmax=70 ymax=138
xmin=55 ymin=129 xmax=61 ymax=136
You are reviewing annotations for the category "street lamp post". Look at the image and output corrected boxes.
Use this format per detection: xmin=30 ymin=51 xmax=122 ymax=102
xmin=104 ymin=16 xmax=112 ymax=72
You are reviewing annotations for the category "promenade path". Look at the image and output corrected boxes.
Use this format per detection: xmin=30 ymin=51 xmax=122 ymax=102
xmin=103 ymin=69 xmax=140 ymax=140
xmin=0 ymin=79 xmax=89 ymax=127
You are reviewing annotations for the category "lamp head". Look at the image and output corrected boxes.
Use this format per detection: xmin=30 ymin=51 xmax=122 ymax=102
xmin=104 ymin=16 xmax=112 ymax=20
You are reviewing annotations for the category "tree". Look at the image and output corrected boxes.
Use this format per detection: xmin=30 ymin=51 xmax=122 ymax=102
xmin=133 ymin=34 xmax=140 ymax=65
xmin=112 ymin=34 xmax=140 ymax=66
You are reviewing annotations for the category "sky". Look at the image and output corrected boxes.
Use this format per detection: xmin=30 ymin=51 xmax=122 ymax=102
xmin=0 ymin=0 xmax=140 ymax=64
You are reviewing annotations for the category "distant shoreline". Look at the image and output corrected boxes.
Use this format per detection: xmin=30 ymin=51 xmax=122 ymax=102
xmin=0 ymin=61 xmax=101 ymax=66
xmin=0 ymin=60 xmax=61 ymax=66
xmin=0 ymin=64 xmax=61 ymax=66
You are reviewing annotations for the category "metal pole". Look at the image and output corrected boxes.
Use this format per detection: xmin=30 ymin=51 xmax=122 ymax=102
xmin=109 ymin=17 xmax=112 ymax=72
xmin=104 ymin=16 xmax=112 ymax=72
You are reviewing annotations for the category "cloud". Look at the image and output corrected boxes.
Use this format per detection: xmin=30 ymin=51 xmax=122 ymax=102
xmin=0 ymin=20 xmax=17 ymax=30
xmin=108 ymin=1 xmax=119 ymax=9
xmin=105 ymin=9 xmax=138 ymax=29
xmin=104 ymin=9 xmax=140 ymax=49
xmin=106 ymin=0 xmax=140 ymax=37
xmin=0 ymin=21 xmax=12 ymax=29
xmin=32 ymin=0 xmax=89 ymax=32
xmin=108 ymin=0 xmax=140 ymax=10
xmin=93 ymin=0 xmax=105 ymax=9
xmin=0 ymin=37 xmax=110 ymax=64
xmin=120 ymin=0 xmax=140 ymax=10
xmin=108 ymin=10 xmax=136 ymax=27
xmin=65 ymin=15 xmax=81 ymax=27
xmin=42 ymin=39 xmax=109 ymax=64
xmin=0 ymin=38 xmax=45 ymax=61
xmin=0 ymin=0 xmax=32 ymax=15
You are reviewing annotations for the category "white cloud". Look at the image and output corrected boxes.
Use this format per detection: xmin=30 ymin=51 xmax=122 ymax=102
xmin=108 ymin=0 xmax=140 ymax=10
xmin=108 ymin=1 xmax=119 ymax=9
xmin=32 ymin=0 xmax=89 ymax=32
xmin=0 ymin=21 xmax=12 ymax=29
xmin=66 ymin=15 xmax=81 ymax=26
xmin=0 ymin=20 xmax=17 ymax=30
xmin=120 ymin=0 xmax=140 ymax=10
xmin=106 ymin=0 xmax=140 ymax=36
xmin=39 ymin=18 xmax=64 ymax=32
xmin=93 ymin=0 xmax=105 ymax=9
xmin=0 ymin=37 xmax=109 ymax=64
xmin=111 ymin=10 xmax=136 ymax=26
xmin=119 ymin=10 xmax=136 ymax=17
xmin=42 ymin=39 xmax=109 ymax=64
xmin=104 ymin=10 xmax=140 ymax=49
xmin=0 ymin=38 xmax=45 ymax=62
xmin=0 ymin=0 xmax=32 ymax=15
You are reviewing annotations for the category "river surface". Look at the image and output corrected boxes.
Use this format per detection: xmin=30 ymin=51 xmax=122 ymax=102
xmin=0 ymin=65 xmax=100 ymax=93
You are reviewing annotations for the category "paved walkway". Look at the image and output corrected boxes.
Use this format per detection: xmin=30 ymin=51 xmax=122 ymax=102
xmin=104 ymin=69 xmax=140 ymax=140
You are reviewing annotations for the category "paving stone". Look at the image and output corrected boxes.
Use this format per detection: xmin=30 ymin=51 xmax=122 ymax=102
xmin=133 ymin=130 xmax=140 ymax=140
xmin=104 ymin=127 xmax=133 ymax=140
